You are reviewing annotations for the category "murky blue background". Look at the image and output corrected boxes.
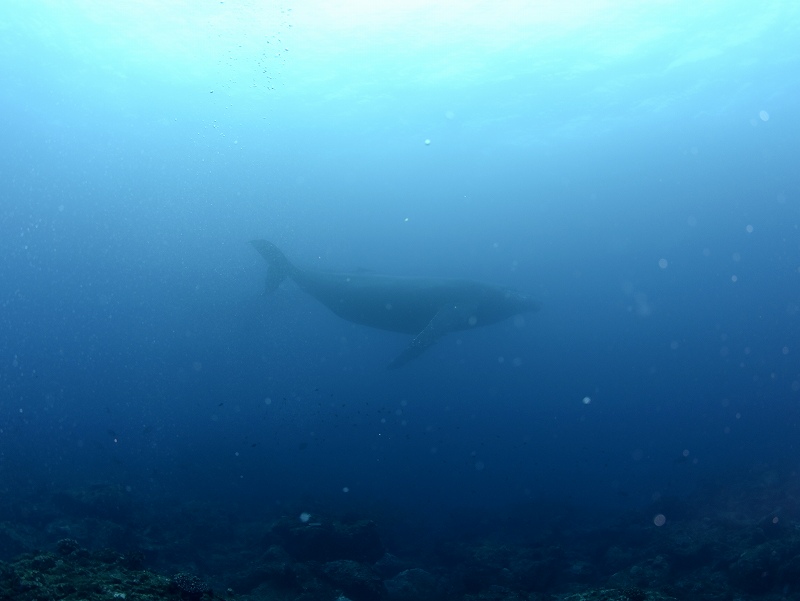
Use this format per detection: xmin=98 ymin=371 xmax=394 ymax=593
xmin=2 ymin=0 xmax=799 ymax=524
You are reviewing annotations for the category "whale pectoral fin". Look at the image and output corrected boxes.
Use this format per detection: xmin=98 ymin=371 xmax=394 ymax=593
xmin=386 ymin=334 xmax=433 ymax=370
xmin=387 ymin=303 xmax=476 ymax=369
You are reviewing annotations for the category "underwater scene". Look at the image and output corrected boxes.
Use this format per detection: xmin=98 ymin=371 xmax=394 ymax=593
xmin=2 ymin=1 xmax=800 ymax=600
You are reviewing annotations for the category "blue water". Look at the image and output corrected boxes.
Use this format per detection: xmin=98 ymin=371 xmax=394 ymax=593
xmin=2 ymin=0 xmax=799 ymax=529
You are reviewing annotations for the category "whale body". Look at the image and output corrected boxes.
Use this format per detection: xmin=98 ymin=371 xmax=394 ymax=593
xmin=251 ymin=240 xmax=540 ymax=368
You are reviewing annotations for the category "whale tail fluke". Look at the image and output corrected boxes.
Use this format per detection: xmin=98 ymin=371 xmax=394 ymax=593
xmin=251 ymin=240 xmax=296 ymax=293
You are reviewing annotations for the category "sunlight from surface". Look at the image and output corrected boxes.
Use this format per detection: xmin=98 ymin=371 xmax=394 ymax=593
xmin=26 ymin=0 xmax=793 ymax=88
xmin=7 ymin=0 xmax=797 ymax=138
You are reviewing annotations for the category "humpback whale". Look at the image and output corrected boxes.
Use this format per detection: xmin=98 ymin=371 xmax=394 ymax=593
xmin=251 ymin=240 xmax=540 ymax=368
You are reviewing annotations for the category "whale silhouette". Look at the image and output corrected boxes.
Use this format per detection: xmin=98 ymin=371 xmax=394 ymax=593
xmin=251 ymin=240 xmax=540 ymax=368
